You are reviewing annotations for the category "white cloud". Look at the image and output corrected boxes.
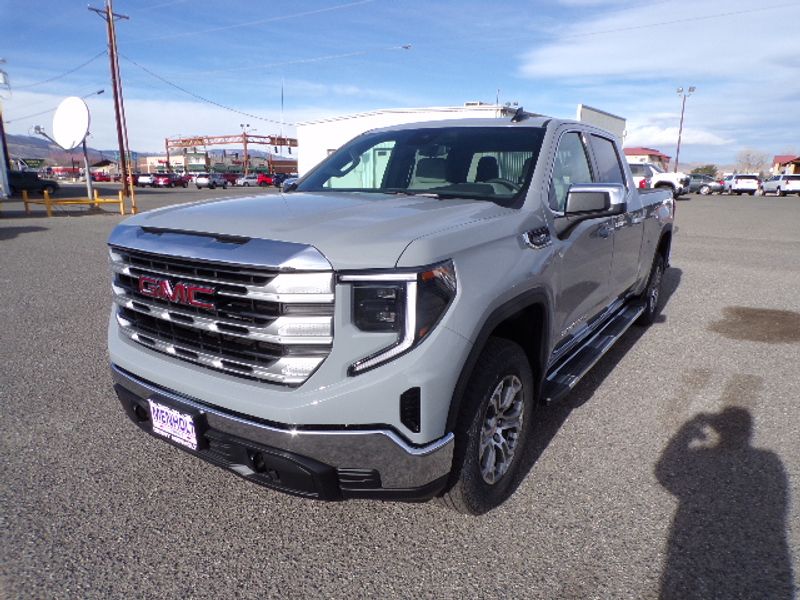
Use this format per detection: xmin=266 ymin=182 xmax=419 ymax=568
xmin=516 ymin=0 xmax=800 ymax=161
xmin=625 ymin=125 xmax=732 ymax=147
xmin=2 ymin=89 xmax=412 ymax=153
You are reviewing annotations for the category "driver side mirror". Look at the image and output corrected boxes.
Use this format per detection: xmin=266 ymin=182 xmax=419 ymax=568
xmin=565 ymin=183 xmax=626 ymax=217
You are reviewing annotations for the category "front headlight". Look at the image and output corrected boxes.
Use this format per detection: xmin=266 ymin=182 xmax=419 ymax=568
xmin=342 ymin=261 xmax=457 ymax=375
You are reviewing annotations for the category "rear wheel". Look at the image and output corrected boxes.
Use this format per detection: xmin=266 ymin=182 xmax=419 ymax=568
xmin=778 ymin=188 xmax=786 ymax=197
xmin=699 ymin=185 xmax=711 ymax=195
xmin=439 ymin=337 xmax=534 ymax=515
xmin=637 ymin=253 xmax=665 ymax=326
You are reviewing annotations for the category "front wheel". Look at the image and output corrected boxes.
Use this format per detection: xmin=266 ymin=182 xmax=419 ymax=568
xmin=699 ymin=185 xmax=711 ymax=195
xmin=439 ymin=337 xmax=535 ymax=515
xmin=778 ymin=188 xmax=786 ymax=197
xmin=637 ymin=253 xmax=665 ymax=326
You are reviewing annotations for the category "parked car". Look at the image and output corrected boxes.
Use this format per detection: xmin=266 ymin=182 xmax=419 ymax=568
xmin=235 ymin=174 xmax=259 ymax=187
xmin=688 ymin=174 xmax=723 ymax=195
xmin=627 ymin=162 xmax=688 ymax=198
xmin=195 ymin=173 xmax=228 ymax=189
xmin=91 ymin=172 xmax=112 ymax=182
xmin=137 ymin=173 xmax=158 ymax=187
xmin=7 ymin=170 xmax=60 ymax=195
xmin=154 ymin=173 xmax=189 ymax=188
xmin=760 ymin=174 xmax=800 ymax=196
xmin=728 ymin=174 xmax=760 ymax=195
xmin=257 ymin=173 xmax=275 ymax=187
xmin=281 ymin=176 xmax=299 ymax=192
xmin=271 ymin=173 xmax=296 ymax=188
xmin=628 ymin=164 xmax=652 ymax=189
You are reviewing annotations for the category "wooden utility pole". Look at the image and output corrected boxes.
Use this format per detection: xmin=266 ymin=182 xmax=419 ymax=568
xmin=90 ymin=1 xmax=133 ymax=204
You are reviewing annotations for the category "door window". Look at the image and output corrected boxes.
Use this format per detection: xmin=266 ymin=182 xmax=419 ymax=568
xmin=590 ymin=135 xmax=626 ymax=186
xmin=549 ymin=132 xmax=593 ymax=212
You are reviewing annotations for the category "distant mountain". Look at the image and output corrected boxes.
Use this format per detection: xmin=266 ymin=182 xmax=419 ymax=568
xmin=6 ymin=134 xmax=156 ymax=166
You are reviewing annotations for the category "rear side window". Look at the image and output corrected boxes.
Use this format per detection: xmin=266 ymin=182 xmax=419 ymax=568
xmin=590 ymin=135 xmax=626 ymax=186
xmin=629 ymin=164 xmax=646 ymax=176
xmin=549 ymin=132 xmax=593 ymax=212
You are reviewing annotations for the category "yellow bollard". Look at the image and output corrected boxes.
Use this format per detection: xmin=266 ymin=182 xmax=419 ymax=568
xmin=118 ymin=190 xmax=125 ymax=215
xmin=130 ymin=186 xmax=138 ymax=214
xmin=94 ymin=188 xmax=100 ymax=208
xmin=23 ymin=189 xmax=30 ymax=213
xmin=43 ymin=190 xmax=53 ymax=217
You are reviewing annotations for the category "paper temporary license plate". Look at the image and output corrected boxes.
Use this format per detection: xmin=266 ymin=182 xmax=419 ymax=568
xmin=148 ymin=399 xmax=200 ymax=451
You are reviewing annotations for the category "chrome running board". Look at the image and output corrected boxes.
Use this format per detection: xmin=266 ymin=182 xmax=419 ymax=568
xmin=543 ymin=301 xmax=645 ymax=404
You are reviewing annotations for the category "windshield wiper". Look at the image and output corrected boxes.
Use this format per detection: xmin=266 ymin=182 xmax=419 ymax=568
xmin=381 ymin=189 xmax=442 ymax=198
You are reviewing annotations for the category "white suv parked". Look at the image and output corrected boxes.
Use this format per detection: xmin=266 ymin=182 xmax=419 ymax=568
xmin=761 ymin=174 xmax=800 ymax=196
xmin=728 ymin=174 xmax=760 ymax=195
xmin=195 ymin=173 xmax=228 ymax=189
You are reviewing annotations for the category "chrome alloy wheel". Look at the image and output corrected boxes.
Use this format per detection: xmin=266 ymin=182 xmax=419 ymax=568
xmin=479 ymin=375 xmax=525 ymax=485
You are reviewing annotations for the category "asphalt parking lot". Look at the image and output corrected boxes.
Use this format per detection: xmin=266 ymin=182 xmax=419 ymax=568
xmin=1 ymin=188 xmax=798 ymax=598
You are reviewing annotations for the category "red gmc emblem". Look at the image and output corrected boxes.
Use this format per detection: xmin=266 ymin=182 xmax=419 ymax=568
xmin=138 ymin=276 xmax=215 ymax=310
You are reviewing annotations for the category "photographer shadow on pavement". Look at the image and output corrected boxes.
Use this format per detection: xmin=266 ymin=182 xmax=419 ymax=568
xmin=655 ymin=407 xmax=794 ymax=599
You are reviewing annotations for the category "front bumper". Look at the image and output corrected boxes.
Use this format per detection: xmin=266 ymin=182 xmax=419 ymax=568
xmin=111 ymin=364 xmax=454 ymax=501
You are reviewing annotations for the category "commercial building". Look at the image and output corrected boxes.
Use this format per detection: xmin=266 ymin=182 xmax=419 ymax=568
xmin=295 ymin=103 xmax=513 ymax=175
xmin=623 ymin=147 xmax=672 ymax=171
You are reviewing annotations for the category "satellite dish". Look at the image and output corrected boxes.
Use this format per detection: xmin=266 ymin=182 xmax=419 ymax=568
xmin=52 ymin=96 xmax=90 ymax=150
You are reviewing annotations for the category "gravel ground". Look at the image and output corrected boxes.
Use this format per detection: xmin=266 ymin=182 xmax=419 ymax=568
xmin=1 ymin=189 xmax=798 ymax=599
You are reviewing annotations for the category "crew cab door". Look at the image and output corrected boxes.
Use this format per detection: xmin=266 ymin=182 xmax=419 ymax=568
xmin=587 ymin=134 xmax=644 ymax=296
xmin=548 ymin=131 xmax=614 ymax=351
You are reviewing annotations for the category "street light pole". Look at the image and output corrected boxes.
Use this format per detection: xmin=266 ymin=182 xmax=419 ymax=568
xmin=674 ymin=86 xmax=696 ymax=173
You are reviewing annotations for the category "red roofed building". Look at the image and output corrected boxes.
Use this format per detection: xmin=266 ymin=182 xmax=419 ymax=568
xmin=771 ymin=154 xmax=799 ymax=175
xmin=623 ymin=147 xmax=672 ymax=171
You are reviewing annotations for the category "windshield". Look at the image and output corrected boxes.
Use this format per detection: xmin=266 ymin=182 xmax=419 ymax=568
xmin=297 ymin=126 xmax=545 ymax=205
xmin=650 ymin=163 xmax=665 ymax=173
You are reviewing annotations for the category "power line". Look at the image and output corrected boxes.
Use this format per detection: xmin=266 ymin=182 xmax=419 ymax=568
xmin=188 ymin=44 xmax=412 ymax=77
xmin=560 ymin=2 xmax=798 ymax=39
xmin=126 ymin=0 xmax=374 ymax=43
xmin=4 ymin=90 xmax=105 ymax=124
xmin=13 ymin=51 xmax=107 ymax=90
xmin=120 ymin=54 xmax=293 ymax=126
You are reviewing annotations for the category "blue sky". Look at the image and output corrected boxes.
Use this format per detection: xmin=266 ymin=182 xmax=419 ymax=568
xmin=2 ymin=0 xmax=798 ymax=166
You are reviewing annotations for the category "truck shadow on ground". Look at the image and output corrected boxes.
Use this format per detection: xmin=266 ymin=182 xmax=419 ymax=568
xmin=0 ymin=225 xmax=49 ymax=240
xmin=509 ymin=267 xmax=683 ymax=495
xmin=655 ymin=406 xmax=794 ymax=599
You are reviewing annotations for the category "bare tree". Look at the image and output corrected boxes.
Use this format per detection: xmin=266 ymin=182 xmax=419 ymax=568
xmin=736 ymin=149 xmax=769 ymax=175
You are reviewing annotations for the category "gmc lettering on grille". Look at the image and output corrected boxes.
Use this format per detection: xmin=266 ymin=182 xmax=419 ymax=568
xmin=138 ymin=276 xmax=215 ymax=310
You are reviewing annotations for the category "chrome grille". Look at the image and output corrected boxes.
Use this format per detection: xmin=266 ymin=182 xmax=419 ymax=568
xmin=110 ymin=246 xmax=334 ymax=386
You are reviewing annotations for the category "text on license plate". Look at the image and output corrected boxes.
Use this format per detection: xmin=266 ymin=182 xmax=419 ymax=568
xmin=148 ymin=399 xmax=199 ymax=450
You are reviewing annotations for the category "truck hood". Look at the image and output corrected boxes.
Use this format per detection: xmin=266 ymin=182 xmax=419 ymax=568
xmin=119 ymin=191 xmax=509 ymax=270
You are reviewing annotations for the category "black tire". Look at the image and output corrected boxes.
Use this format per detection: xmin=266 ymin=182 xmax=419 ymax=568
xmin=244 ymin=182 xmax=249 ymax=187
xmin=699 ymin=185 xmax=711 ymax=195
xmin=43 ymin=185 xmax=56 ymax=195
xmin=636 ymin=253 xmax=665 ymax=326
xmin=196 ymin=185 xmax=201 ymax=190
xmin=9 ymin=185 xmax=17 ymax=195
xmin=259 ymin=182 xmax=268 ymax=187
xmin=778 ymin=188 xmax=786 ymax=197
xmin=439 ymin=337 xmax=535 ymax=515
